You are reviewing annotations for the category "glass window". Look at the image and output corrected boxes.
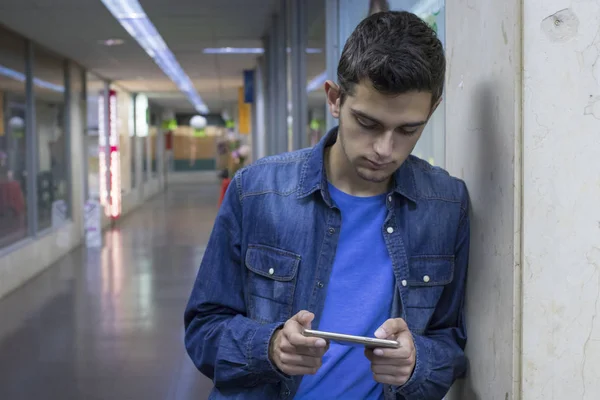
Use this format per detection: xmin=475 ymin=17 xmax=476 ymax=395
xmin=34 ymin=45 xmax=68 ymax=231
xmin=0 ymin=26 xmax=29 ymax=248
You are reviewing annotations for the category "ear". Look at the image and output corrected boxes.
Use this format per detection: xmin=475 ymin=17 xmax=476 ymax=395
xmin=325 ymin=80 xmax=342 ymax=119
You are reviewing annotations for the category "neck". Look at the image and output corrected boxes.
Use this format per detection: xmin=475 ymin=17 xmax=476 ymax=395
xmin=325 ymin=139 xmax=391 ymax=197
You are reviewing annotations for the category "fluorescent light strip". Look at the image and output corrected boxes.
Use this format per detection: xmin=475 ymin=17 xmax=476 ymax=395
xmin=203 ymin=47 xmax=264 ymax=55
xmin=203 ymin=47 xmax=323 ymax=55
xmin=0 ymin=65 xmax=65 ymax=93
xmin=101 ymin=0 xmax=209 ymax=114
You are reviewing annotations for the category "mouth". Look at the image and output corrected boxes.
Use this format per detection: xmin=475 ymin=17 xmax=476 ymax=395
xmin=364 ymin=159 xmax=390 ymax=170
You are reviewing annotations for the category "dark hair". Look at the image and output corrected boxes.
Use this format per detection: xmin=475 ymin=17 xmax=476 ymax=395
xmin=337 ymin=11 xmax=445 ymax=104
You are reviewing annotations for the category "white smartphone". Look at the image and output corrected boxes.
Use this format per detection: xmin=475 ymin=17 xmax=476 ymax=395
xmin=303 ymin=329 xmax=400 ymax=349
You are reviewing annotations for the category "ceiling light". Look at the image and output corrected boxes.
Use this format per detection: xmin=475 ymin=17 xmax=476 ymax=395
xmin=98 ymin=38 xmax=125 ymax=46
xmin=202 ymin=47 xmax=323 ymax=55
xmin=203 ymin=47 xmax=264 ymax=54
xmin=101 ymin=0 xmax=209 ymax=114
xmin=304 ymin=48 xmax=323 ymax=54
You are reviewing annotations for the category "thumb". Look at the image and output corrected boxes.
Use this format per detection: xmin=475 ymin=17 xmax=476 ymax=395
xmin=375 ymin=318 xmax=408 ymax=339
xmin=294 ymin=310 xmax=315 ymax=329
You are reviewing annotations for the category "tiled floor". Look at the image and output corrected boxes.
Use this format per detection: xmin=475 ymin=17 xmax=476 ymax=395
xmin=0 ymin=184 xmax=219 ymax=400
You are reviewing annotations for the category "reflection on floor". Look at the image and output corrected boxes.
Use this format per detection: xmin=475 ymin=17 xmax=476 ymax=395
xmin=0 ymin=184 xmax=219 ymax=400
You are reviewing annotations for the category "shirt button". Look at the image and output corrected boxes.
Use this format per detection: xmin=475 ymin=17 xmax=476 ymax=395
xmin=317 ymin=281 xmax=324 ymax=288
xmin=283 ymin=389 xmax=290 ymax=396
xmin=423 ymin=275 xmax=430 ymax=283
xmin=328 ymin=227 xmax=335 ymax=234
xmin=388 ymin=195 xmax=393 ymax=203
xmin=401 ymin=279 xmax=407 ymax=287
xmin=268 ymin=268 xmax=275 ymax=275
xmin=386 ymin=227 xmax=394 ymax=234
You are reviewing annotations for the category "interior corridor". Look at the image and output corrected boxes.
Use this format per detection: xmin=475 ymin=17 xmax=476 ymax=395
xmin=0 ymin=184 xmax=219 ymax=400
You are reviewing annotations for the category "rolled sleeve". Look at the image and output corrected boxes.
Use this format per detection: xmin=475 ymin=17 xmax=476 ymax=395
xmin=247 ymin=322 xmax=293 ymax=384
xmin=394 ymin=334 xmax=428 ymax=398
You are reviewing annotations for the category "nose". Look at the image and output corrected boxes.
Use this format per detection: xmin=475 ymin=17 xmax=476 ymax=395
xmin=373 ymin=131 xmax=393 ymax=159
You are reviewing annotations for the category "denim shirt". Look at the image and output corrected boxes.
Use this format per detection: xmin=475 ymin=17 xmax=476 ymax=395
xmin=184 ymin=128 xmax=470 ymax=400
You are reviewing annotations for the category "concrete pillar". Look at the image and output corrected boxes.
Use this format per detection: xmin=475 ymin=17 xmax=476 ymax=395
xmin=445 ymin=0 xmax=600 ymax=399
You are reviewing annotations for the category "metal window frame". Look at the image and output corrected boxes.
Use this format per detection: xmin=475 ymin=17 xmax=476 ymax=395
xmin=25 ymin=40 xmax=38 ymax=236
xmin=290 ymin=0 xmax=308 ymax=151
xmin=252 ymin=56 xmax=267 ymax=161
xmin=63 ymin=59 xmax=73 ymax=219
xmin=325 ymin=0 xmax=339 ymax=133
xmin=81 ymin=68 xmax=89 ymax=202
xmin=275 ymin=1 xmax=288 ymax=154
xmin=266 ymin=24 xmax=277 ymax=156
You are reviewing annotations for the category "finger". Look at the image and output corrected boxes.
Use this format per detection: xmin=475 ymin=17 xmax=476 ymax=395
xmin=291 ymin=310 xmax=315 ymax=329
xmin=287 ymin=331 xmax=327 ymax=348
xmin=279 ymin=352 xmax=323 ymax=369
xmin=295 ymin=345 xmax=328 ymax=358
xmin=281 ymin=365 xmax=322 ymax=376
xmin=371 ymin=346 xmax=411 ymax=359
xmin=364 ymin=348 xmax=412 ymax=365
xmin=374 ymin=318 xmax=409 ymax=339
xmin=366 ymin=355 xmax=413 ymax=367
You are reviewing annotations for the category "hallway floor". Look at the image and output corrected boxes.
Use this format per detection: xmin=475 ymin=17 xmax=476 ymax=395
xmin=0 ymin=184 xmax=219 ymax=400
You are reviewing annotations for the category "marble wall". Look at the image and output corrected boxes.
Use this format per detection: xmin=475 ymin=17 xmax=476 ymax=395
xmin=444 ymin=0 xmax=600 ymax=398
xmin=521 ymin=0 xmax=600 ymax=398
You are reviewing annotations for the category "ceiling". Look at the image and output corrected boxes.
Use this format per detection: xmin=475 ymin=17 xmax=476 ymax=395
xmin=0 ymin=0 xmax=327 ymax=113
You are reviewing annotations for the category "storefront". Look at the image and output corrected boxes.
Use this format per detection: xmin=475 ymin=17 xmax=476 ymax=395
xmin=0 ymin=25 xmax=73 ymax=248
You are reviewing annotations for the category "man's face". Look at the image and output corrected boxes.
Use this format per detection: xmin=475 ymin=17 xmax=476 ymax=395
xmin=327 ymin=80 xmax=436 ymax=184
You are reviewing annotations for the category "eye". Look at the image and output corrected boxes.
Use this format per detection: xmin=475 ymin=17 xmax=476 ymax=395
xmin=398 ymin=127 xmax=420 ymax=136
xmin=356 ymin=117 xmax=377 ymax=130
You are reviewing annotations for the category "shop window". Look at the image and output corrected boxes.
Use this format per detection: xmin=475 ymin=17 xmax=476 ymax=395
xmin=0 ymin=26 xmax=28 ymax=248
xmin=33 ymin=45 xmax=69 ymax=231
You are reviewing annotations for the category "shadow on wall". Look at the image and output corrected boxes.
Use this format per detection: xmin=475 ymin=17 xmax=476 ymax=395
xmin=446 ymin=81 xmax=510 ymax=400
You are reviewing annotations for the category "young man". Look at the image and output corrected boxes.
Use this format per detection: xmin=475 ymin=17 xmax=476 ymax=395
xmin=185 ymin=11 xmax=469 ymax=400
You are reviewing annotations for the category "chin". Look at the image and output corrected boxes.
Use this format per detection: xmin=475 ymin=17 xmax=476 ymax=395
xmin=356 ymin=167 xmax=392 ymax=183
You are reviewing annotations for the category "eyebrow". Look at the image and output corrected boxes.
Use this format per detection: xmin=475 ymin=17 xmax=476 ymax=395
xmin=350 ymin=109 xmax=427 ymax=128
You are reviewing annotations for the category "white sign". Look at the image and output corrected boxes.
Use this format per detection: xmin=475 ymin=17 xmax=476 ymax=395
xmin=84 ymin=199 xmax=102 ymax=248
xmin=51 ymin=199 xmax=68 ymax=228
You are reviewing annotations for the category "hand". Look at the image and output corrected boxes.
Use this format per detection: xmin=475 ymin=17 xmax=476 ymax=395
xmin=269 ymin=310 xmax=329 ymax=376
xmin=365 ymin=318 xmax=416 ymax=386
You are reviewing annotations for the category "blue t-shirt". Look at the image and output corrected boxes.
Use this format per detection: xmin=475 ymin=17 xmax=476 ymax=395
xmin=295 ymin=183 xmax=395 ymax=400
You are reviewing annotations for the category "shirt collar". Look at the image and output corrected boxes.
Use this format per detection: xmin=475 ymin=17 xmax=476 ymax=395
xmin=297 ymin=126 xmax=418 ymax=203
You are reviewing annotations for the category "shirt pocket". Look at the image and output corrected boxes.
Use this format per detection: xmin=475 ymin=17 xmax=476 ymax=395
xmin=245 ymin=244 xmax=300 ymax=324
xmin=403 ymin=256 xmax=454 ymax=334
